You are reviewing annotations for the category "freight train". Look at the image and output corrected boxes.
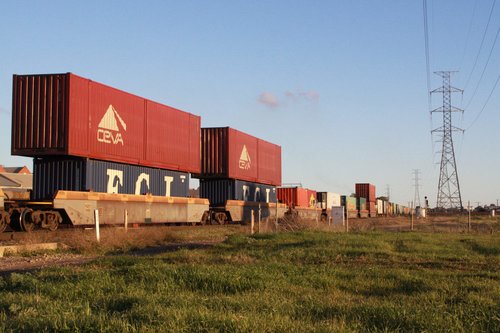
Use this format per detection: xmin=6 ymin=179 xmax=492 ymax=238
xmin=0 ymin=73 xmax=411 ymax=232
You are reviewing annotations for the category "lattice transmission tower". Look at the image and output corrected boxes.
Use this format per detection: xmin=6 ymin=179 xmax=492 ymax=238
xmin=413 ymin=169 xmax=421 ymax=207
xmin=430 ymin=71 xmax=463 ymax=209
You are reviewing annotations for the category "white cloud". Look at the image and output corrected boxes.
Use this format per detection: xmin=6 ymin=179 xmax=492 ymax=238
xmin=258 ymin=89 xmax=319 ymax=110
xmin=258 ymin=92 xmax=279 ymax=108
xmin=285 ymin=89 xmax=320 ymax=102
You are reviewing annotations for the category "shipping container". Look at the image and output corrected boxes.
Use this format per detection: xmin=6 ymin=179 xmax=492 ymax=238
xmin=356 ymin=197 xmax=367 ymax=211
xmin=277 ymin=187 xmax=316 ymax=208
xmin=377 ymin=199 xmax=384 ymax=215
xmin=368 ymin=201 xmax=376 ymax=217
xmin=341 ymin=195 xmax=357 ymax=212
xmin=355 ymin=183 xmax=376 ymax=202
xmin=12 ymin=73 xmax=200 ymax=173
xmin=198 ymin=127 xmax=281 ymax=186
xmin=33 ymin=157 xmax=189 ymax=201
xmin=199 ymin=179 xmax=277 ymax=206
xmin=317 ymin=192 xmax=341 ymax=209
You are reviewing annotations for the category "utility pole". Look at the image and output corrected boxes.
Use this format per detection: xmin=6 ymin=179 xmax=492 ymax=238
xmin=431 ymin=71 xmax=463 ymax=210
xmin=413 ymin=169 xmax=421 ymax=207
xmin=386 ymin=185 xmax=390 ymax=201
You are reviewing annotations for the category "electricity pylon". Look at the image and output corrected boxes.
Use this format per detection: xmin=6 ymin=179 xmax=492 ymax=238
xmin=431 ymin=71 xmax=463 ymax=210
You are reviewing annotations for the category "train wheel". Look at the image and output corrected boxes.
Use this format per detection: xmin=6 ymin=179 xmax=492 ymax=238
xmin=20 ymin=208 xmax=36 ymax=232
xmin=43 ymin=212 xmax=61 ymax=231
xmin=200 ymin=211 xmax=210 ymax=225
xmin=9 ymin=211 xmax=21 ymax=231
xmin=41 ymin=212 xmax=62 ymax=231
xmin=215 ymin=212 xmax=227 ymax=225
xmin=0 ymin=212 xmax=9 ymax=233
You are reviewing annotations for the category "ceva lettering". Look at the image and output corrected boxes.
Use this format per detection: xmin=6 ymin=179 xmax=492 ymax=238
xmin=97 ymin=129 xmax=124 ymax=145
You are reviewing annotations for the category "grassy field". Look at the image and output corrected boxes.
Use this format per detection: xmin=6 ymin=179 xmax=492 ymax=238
xmin=0 ymin=230 xmax=499 ymax=332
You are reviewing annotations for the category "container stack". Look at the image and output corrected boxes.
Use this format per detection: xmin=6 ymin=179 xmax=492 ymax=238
xmin=197 ymin=127 xmax=282 ymax=206
xmin=355 ymin=183 xmax=376 ymax=217
xmin=12 ymin=73 xmax=200 ymax=200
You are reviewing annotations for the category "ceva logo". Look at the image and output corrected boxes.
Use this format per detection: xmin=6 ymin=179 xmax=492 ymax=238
xmin=97 ymin=105 xmax=127 ymax=145
xmin=239 ymin=145 xmax=251 ymax=170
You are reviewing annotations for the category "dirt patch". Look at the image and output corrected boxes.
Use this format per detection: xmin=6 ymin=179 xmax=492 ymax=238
xmin=0 ymin=253 xmax=96 ymax=276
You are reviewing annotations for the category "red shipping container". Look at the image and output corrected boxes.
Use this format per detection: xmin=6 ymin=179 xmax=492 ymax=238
xmin=199 ymin=127 xmax=281 ymax=186
xmin=11 ymin=73 xmax=200 ymax=173
xmin=277 ymin=187 xmax=316 ymax=208
xmin=355 ymin=183 xmax=376 ymax=202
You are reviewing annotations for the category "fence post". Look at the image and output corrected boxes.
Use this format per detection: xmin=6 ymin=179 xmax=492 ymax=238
xmin=468 ymin=201 xmax=471 ymax=232
xmin=411 ymin=201 xmax=414 ymax=231
xmin=94 ymin=209 xmax=100 ymax=243
xmin=251 ymin=209 xmax=255 ymax=235
xmin=346 ymin=209 xmax=349 ymax=232
xmin=124 ymin=209 xmax=128 ymax=232
xmin=258 ymin=204 xmax=261 ymax=234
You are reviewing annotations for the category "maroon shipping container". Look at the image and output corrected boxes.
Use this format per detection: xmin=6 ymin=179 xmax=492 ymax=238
xmin=11 ymin=73 xmax=200 ymax=173
xmin=199 ymin=127 xmax=281 ymax=186
xmin=277 ymin=187 xmax=316 ymax=208
xmin=355 ymin=183 xmax=376 ymax=202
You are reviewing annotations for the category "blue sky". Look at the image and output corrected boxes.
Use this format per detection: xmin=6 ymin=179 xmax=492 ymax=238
xmin=0 ymin=1 xmax=499 ymax=207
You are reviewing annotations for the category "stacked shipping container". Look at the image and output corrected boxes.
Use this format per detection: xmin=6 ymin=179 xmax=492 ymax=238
xmin=197 ymin=127 xmax=282 ymax=205
xmin=355 ymin=183 xmax=376 ymax=217
xmin=12 ymin=73 xmax=201 ymax=199
xmin=198 ymin=127 xmax=281 ymax=186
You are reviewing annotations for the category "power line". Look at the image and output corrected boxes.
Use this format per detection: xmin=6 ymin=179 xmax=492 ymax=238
xmin=466 ymin=75 xmax=500 ymax=130
xmin=464 ymin=27 xmax=500 ymax=110
xmin=463 ymin=0 xmax=497 ymax=91
xmin=422 ymin=0 xmax=436 ymax=163
xmin=458 ymin=0 xmax=479 ymax=74
xmin=423 ymin=0 xmax=431 ymax=105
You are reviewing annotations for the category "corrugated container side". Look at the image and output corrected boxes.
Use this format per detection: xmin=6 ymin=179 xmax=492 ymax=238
xmin=12 ymin=74 xmax=69 ymax=154
xmin=200 ymin=127 xmax=227 ymax=176
xmin=33 ymin=157 xmax=189 ymax=201
xmin=256 ymin=140 xmax=282 ymax=186
xmin=199 ymin=179 xmax=276 ymax=206
xmin=355 ymin=183 xmax=376 ymax=202
xmin=277 ymin=187 xmax=312 ymax=208
xmin=12 ymin=73 xmax=200 ymax=173
xmin=144 ymin=100 xmax=200 ymax=171
xmin=33 ymin=158 xmax=84 ymax=201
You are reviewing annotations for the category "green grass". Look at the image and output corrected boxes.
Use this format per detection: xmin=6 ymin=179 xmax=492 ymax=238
xmin=0 ymin=231 xmax=499 ymax=332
